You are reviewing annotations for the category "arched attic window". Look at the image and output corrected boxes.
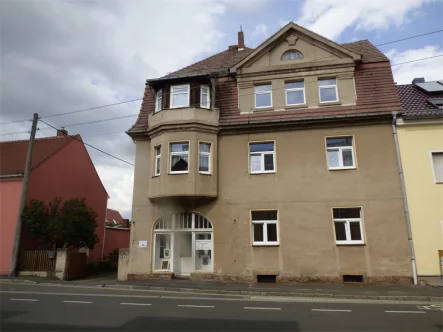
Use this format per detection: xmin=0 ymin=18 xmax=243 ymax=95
xmin=282 ymin=50 xmax=303 ymax=61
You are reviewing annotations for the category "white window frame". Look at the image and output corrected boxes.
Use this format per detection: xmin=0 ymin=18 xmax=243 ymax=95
xmin=430 ymin=150 xmax=443 ymax=184
xmin=155 ymin=90 xmax=162 ymax=113
xmin=198 ymin=142 xmax=211 ymax=175
xmin=154 ymin=145 xmax=161 ymax=176
xmin=169 ymin=141 xmax=190 ymax=174
xmin=200 ymin=85 xmax=210 ymax=109
xmin=254 ymin=84 xmax=272 ymax=109
xmin=285 ymin=81 xmax=305 ymax=106
xmin=251 ymin=210 xmax=279 ymax=246
xmin=333 ymin=209 xmax=364 ymax=245
xmin=249 ymin=141 xmax=276 ymax=174
xmin=318 ymin=78 xmax=339 ymax=103
xmin=170 ymin=84 xmax=190 ymax=108
xmin=326 ymin=136 xmax=356 ymax=170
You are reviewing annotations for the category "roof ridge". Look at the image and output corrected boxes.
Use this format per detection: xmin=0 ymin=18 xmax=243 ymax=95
xmin=0 ymin=135 xmax=78 ymax=145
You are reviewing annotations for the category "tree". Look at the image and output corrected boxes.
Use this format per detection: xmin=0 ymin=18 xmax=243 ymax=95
xmin=22 ymin=198 xmax=99 ymax=250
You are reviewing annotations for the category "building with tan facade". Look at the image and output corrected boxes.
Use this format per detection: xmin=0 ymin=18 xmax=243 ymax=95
xmin=123 ymin=23 xmax=413 ymax=284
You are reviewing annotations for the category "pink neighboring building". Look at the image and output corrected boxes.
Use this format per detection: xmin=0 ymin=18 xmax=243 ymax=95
xmin=103 ymin=208 xmax=130 ymax=260
xmin=0 ymin=130 xmax=109 ymax=274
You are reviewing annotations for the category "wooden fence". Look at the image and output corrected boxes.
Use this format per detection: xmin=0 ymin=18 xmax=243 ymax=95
xmin=19 ymin=250 xmax=56 ymax=272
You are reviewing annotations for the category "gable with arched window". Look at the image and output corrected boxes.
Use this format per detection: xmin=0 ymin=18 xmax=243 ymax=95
xmin=281 ymin=50 xmax=303 ymax=61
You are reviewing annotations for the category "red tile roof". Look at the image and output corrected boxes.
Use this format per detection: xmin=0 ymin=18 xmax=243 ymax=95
xmin=0 ymin=135 xmax=78 ymax=176
xmin=129 ymin=40 xmax=394 ymax=133
xmin=396 ymin=84 xmax=443 ymax=117
xmin=106 ymin=208 xmax=130 ymax=228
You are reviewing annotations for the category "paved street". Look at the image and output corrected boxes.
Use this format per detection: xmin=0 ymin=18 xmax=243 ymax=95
xmin=1 ymin=283 xmax=442 ymax=331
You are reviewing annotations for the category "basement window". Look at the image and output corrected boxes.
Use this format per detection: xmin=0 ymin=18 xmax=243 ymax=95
xmin=342 ymin=275 xmax=363 ymax=283
xmin=257 ymin=274 xmax=277 ymax=283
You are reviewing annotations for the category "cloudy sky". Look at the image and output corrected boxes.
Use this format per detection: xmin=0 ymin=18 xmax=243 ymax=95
xmin=1 ymin=0 xmax=442 ymax=218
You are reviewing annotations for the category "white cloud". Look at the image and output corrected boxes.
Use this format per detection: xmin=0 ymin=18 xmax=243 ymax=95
xmin=297 ymin=0 xmax=436 ymax=40
xmin=252 ymin=23 xmax=269 ymax=37
xmin=387 ymin=45 xmax=443 ymax=84
xmin=222 ymin=0 xmax=270 ymax=11
xmin=96 ymin=165 xmax=134 ymax=219
xmin=0 ymin=0 xmax=250 ymax=218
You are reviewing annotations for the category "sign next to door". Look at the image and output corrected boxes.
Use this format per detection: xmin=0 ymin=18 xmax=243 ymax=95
xmin=196 ymin=240 xmax=211 ymax=250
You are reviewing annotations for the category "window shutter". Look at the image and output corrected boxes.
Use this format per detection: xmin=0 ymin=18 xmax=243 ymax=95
xmin=162 ymin=85 xmax=170 ymax=109
xmin=190 ymin=83 xmax=200 ymax=107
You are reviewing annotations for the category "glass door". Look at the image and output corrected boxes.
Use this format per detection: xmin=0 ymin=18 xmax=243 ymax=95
xmin=154 ymin=233 xmax=171 ymax=271
xmin=194 ymin=233 xmax=212 ymax=271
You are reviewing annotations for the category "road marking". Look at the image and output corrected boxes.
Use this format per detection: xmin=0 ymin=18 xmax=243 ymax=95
xmin=244 ymin=307 xmax=281 ymax=310
xmin=312 ymin=309 xmax=352 ymax=312
xmin=63 ymin=300 xmax=92 ymax=304
xmin=385 ymin=311 xmax=426 ymax=314
xmin=120 ymin=303 xmax=152 ymax=306
xmin=10 ymin=298 xmax=38 ymax=302
xmin=178 ymin=305 xmax=215 ymax=308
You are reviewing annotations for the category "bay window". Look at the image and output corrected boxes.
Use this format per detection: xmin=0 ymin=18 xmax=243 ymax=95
xmin=155 ymin=90 xmax=162 ymax=113
xmin=154 ymin=145 xmax=161 ymax=176
xmin=170 ymin=85 xmax=190 ymax=108
xmin=170 ymin=142 xmax=189 ymax=173
xmin=199 ymin=142 xmax=211 ymax=174
xmin=200 ymin=85 xmax=210 ymax=109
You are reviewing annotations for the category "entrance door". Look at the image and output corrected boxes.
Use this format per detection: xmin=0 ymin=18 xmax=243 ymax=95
xmin=194 ymin=233 xmax=212 ymax=271
xmin=174 ymin=232 xmax=193 ymax=276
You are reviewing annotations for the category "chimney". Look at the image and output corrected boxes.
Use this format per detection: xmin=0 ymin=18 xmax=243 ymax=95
xmin=57 ymin=127 xmax=68 ymax=137
xmin=238 ymin=26 xmax=245 ymax=50
xmin=412 ymin=77 xmax=425 ymax=84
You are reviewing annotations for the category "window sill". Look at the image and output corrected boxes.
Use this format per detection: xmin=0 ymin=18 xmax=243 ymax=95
xmin=253 ymin=243 xmax=280 ymax=247
xmin=152 ymin=174 xmax=160 ymax=178
xmin=169 ymin=171 xmax=189 ymax=175
xmin=336 ymin=242 xmax=365 ymax=246
xmin=250 ymin=171 xmax=276 ymax=175
xmin=199 ymin=172 xmax=212 ymax=176
xmin=285 ymin=103 xmax=307 ymax=110
xmin=328 ymin=167 xmax=357 ymax=171
xmin=319 ymin=101 xmax=341 ymax=106
xmin=254 ymin=107 xmax=274 ymax=112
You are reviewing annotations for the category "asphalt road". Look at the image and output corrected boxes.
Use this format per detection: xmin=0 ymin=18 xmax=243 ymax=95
xmin=0 ymin=283 xmax=442 ymax=331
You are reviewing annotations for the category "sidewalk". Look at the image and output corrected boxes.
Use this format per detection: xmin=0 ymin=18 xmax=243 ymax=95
xmin=1 ymin=275 xmax=442 ymax=302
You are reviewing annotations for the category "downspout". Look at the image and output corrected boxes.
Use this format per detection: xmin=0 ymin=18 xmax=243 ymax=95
xmin=392 ymin=111 xmax=418 ymax=285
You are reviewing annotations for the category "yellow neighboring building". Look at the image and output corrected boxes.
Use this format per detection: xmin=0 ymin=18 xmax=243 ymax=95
xmin=396 ymin=79 xmax=443 ymax=284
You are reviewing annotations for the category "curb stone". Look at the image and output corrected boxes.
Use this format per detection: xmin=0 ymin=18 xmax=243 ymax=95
xmin=2 ymin=279 xmax=442 ymax=302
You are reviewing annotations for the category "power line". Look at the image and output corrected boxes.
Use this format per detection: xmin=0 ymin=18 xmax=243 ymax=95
xmin=41 ymin=98 xmax=142 ymax=119
xmin=39 ymin=119 xmax=135 ymax=166
xmin=375 ymin=29 xmax=443 ymax=47
xmin=61 ymin=114 xmax=138 ymax=128
xmin=391 ymin=54 xmax=443 ymax=66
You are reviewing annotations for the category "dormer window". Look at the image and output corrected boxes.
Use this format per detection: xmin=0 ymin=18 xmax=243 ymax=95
xmin=170 ymin=84 xmax=190 ymax=108
xmin=281 ymin=50 xmax=303 ymax=61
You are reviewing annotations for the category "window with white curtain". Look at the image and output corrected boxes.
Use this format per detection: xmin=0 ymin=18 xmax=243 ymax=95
xmin=154 ymin=145 xmax=161 ymax=176
xmin=170 ymin=85 xmax=190 ymax=108
xmin=200 ymin=85 xmax=210 ymax=109
xmin=170 ymin=142 xmax=189 ymax=173
xmin=155 ymin=90 xmax=162 ymax=113
xmin=199 ymin=142 xmax=211 ymax=174
xmin=249 ymin=142 xmax=275 ymax=173
xmin=326 ymin=137 xmax=355 ymax=170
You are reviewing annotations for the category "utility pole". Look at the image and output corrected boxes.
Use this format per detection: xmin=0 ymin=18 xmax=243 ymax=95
xmin=9 ymin=113 xmax=39 ymax=276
